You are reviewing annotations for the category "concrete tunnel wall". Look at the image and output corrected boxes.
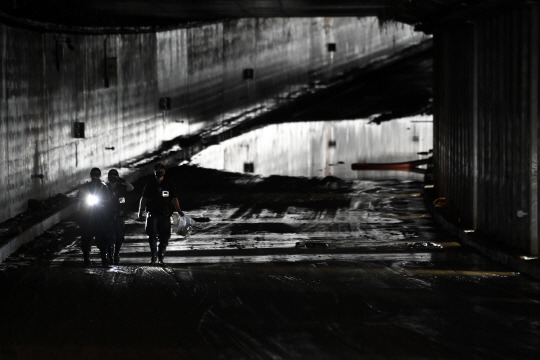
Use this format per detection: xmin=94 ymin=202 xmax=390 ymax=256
xmin=0 ymin=17 xmax=428 ymax=224
xmin=433 ymin=2 xmax=540 ymax=255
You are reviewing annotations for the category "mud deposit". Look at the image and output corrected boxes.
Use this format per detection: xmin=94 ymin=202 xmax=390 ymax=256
xmin=1 ymin=166 xmax=540 ymax=359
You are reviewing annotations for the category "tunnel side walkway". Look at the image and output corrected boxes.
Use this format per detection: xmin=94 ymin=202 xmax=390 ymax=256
xmin=1 ymin=166 xmax=540 ymax=359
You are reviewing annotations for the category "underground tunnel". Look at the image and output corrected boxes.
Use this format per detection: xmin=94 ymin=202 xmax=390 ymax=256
xmin=1 ymin=1 xmax=540 ymax=359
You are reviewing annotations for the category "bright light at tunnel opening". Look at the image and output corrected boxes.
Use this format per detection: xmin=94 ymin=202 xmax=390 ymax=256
xmin=86 ymin=194 xmax=99 ymax=206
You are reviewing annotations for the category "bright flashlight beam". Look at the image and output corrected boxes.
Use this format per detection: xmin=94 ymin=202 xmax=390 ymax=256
xmin=86 ymin=194 xmax=99 ymax=206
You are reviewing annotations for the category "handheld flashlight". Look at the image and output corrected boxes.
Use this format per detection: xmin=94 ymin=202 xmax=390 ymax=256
xmin=86 ymin=194 xmax=99 ymax=206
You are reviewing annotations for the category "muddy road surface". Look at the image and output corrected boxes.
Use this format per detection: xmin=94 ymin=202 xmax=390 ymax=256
xmin=1 ymin=166 xmax=540 ymax=359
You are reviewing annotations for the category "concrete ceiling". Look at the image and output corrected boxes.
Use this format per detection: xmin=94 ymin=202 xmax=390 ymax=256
xmin=0 ymin=0 xmax=523 ymax=31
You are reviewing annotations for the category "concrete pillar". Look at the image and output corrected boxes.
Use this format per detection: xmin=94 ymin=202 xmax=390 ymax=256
xmin=472 ymin=22 xmax=479 ymax=229
xmin=529 ymin=2 xmax=539 ymax=255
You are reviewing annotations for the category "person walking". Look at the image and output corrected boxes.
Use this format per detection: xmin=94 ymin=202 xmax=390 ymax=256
xmin=106 ymin=169 xmax=134 ymax=265
xmin=77 ymin=167 xmax=114 ymax=266
xmin=137 ymin=163 xmax=184 ymax=264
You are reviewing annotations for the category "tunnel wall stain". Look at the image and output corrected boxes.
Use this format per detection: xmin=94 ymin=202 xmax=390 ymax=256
xmin=434 ymin=2 xmax=539 ymax=254
xmin=0 ymin=18 xmax=426 ymax=223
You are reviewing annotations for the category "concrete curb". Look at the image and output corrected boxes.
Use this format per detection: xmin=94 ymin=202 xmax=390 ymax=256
xmin=459 ymin=234 xmax=540 ymax=281
xmin=424 ymin=189 xmax=540 ymax=281
xmin=0 ymin=203 xmax=78 ymax=263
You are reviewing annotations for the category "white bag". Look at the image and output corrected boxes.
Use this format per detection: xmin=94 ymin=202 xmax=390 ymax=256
xmin=176 ymin=215 xmax=194 ymax=236
xmin=171 ymin=212 xmax=181 ymax=227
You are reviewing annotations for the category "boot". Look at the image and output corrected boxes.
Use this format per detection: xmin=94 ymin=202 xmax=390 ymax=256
xmin=149 ymin=251 xmax=157 ymax=264
xmin=113 ymin=245 xmax=120 ymax=265
xmin=107 ymin=246 xmax=114 ymax=262
xmin=157 ymin=245 xmax=166 ymax=264
xmin=101 ymin=252 xmax=110 ymax=266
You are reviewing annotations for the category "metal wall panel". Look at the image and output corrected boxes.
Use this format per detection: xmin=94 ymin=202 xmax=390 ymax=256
xmin=434 ymin=3 xmax=540 ymax=254
xmin=434 ymin=25 xmax=475 ymax=227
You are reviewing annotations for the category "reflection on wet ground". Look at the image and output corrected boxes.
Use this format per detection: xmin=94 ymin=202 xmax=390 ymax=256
xmin=51 ymin=178 xmax=444 ymax=266
xmin=1 ymin=167 xmax=540 ymax=359
xmin=191 ymin=117 xmax=432 ymax=180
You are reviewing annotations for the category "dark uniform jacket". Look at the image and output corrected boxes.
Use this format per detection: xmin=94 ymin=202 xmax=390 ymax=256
xmin=142 ymin=178 xmax=178 ymax=216
xmin=107 ymin=182 xmax=131 ymax=218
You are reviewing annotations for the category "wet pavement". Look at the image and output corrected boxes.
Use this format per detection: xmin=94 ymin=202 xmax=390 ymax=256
xmin=1 ymin=42 xmax=539 ymax=359
xmin=1 ymin=166 xmax=540 ymax=359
